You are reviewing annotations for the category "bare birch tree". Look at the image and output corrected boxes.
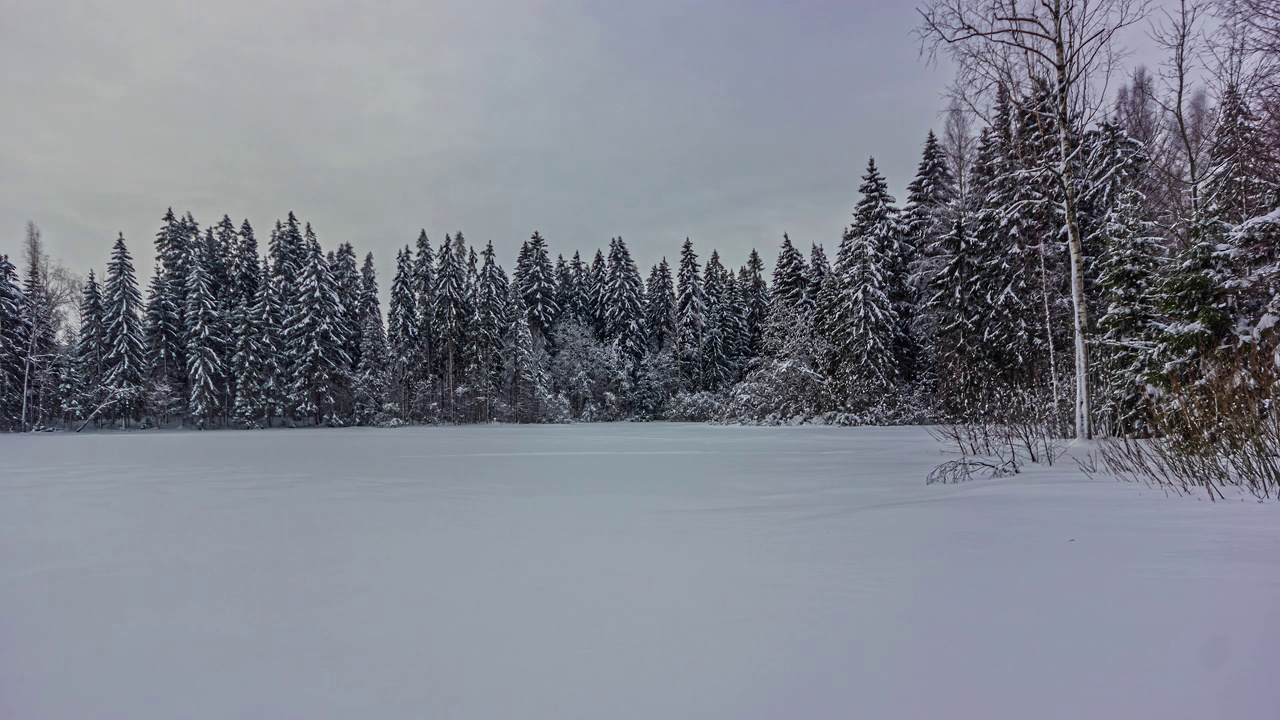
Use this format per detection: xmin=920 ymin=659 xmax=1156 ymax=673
xmin=917 ymin=0 xmax=1151 ymax=439
xmin=1211 ymin=0 xmax=1280 ymax=174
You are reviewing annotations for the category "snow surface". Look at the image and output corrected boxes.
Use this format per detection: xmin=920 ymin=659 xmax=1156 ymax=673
xmin=2 ymin=424 xmax=1278 ymax=719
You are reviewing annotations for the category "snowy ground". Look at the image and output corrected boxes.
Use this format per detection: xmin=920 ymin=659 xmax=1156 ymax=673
xmin=1 ymin=424 xmax=1277 ymax=719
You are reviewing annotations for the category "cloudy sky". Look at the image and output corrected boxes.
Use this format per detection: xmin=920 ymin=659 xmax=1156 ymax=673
xmin=1 ymin=0 xmax=951 ymax=282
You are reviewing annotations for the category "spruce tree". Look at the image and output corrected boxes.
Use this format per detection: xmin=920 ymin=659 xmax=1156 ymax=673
xmin=808 ymin=243 xmax=829 ymax=307
xmin=859 ymin=158 xmax=910 ymax=385
xmin=701 ymin=250 xmax=732 ymax=389
xmin=515 ymin=232 xmax=559 ymax=345
xmin=413 ymin=229 xmax=437 ymax=403
xmin=1227 ymin=209 xmax=1280 ymax=338
xmin=603 ymin=237 xmax=646 ymax=365
xmin=1095 ymin=188 xmax=1162 ymax=435
xmin=902 ymin=130 xmax=956 ymax=255
xmin=331 ymin=242 xmax=364 ymax=388
xmin=231 ymin=267 xmax=273 ymax=428
xmin=185 ymin=252 xmax=222 ymax=428
xmin=920 ymin=218 xmax=987 ymax=415
xmin=1204 ymin=85 xmax=1273 ymax=227
xmin=587 ymin=249 xmax=608 ymax=340
xmin=147 ymin=209 xmax=189 ymax=397
xmin=0 ymin=254 xmax=29 ymax=430
xmin=771 ymin=234 xmax=809 ymax=313
xmin=901 ymin=130 xmax=956 ymax=383
xmin=508 ymin=292 xmax=550 ymax=422
xmin=554 ymin=254 xmax=578 ymax=330
xmin=564 ymin=251 xmax=589 ymax=326
xmin=972 ymin=104 xmax=1043 ymax=390
xmin=101 ymin=234 xmax=145 ymax=423
xmin=76 ymin=271 xmax=106 ymax=415
xmin=825 ymin=159 xmax=901 ymax=407
xmin=435 ymin=233 xmax=471 ymax=419
xmin=675 ymin=239 xmax=708 ymax=390
xmin=387 ymin=246 xmax=419 ymax=419
xmin=349 ymin=253 xmax=388 ymax=426
xmin=287 ymin=229 xmax=349 ymax=424
xmin=719 ymin=272 xmax=749 ymax=383
xmin=739 ymin=249 xmax=769 ymax=358
xmin=1156 ymin=217 xmax=1231 ymax=376
xmin=474 ymin=242 xmax=509 ymax=422
xmin=203 ymin=225 xmax=235 ymax=417
xmin=232 ymin=220 xmax=261 ymax=310
xmin=644 ymin=259 xmax=676 ymax=353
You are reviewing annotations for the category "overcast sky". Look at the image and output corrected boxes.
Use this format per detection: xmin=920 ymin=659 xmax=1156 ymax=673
xmin=1 ymin=0 xmax=952 ymax=283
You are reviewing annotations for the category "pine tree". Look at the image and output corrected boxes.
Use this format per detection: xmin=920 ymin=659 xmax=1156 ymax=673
xmin=701 ymin=250 xmax=732 ymax=389
xmin=603 ymin=237 xmax=646 ymax=365
xmin=808 ymin=243 xmax=829 ymax=306
xmin=859 ymin=158 xmax=910 ymax=385
xmin=435 ymin=233 xmax=472 ymax=420
xmin=331 ymin=243 xmax=363 ymax=391
xmin=268 ymin=214 xmax=306 ymax=400
xmin=53 ymin=351 xmax=80 ymax=425
xmin=473 ymin=241 xmax=509 ymax=422
xmin=231 ymin=266 xmax=274 ymax=428
xmin=0 ymin=254 xmax=29 ymax=430
xmin=387 ymin=246 xmax=418 ymax=419
xmin=76 ymin=271 xmax=106 ymax=415
xmin=675 ymin=239 xmax=708 ymax=390
xmin=972 ymin=100 xmax=1045 ymax=390
xmin=1203 ymin=85 xmax=1274 ymax=227
xmin=587 ymin=249 xmax=608 ymax=339
xmin=1095 ymin=188 xmax=1162 ymax=435
xmin=101 ymin=234 xmax=145 ymax=424
xmin=902 ymin=130 xmax=956 ymax=255
xmin=203 ymin=225 xmax=235 ymax=417
xmin=412 ymin=229 xmax=437 ymax=404
xmin=563 ymin=251 xmax=589 ymax=326
xmin=232 ymin=220 xmax=261 ymax=310
xmin=771 ymin=234 xmax=810 ymax=313
xmin=644 ymin=259 xmax=676 ymax=353
xmin=720 ymin=272 xmax=749 ymax=382
xmin=350 ymin=253 xmax=388 ymax=426
xmin=508 ymin=292 xmax=550 ymax=422
xmin=141 ymin=268 xmax=183 ymax=418
xmin=901 ymin=130 xmax=956 ymax=383
xmin=554 ymin=254 xmax=578 ymax=330
xmin=146 ymin=209 xmax=190 ymax=398
xmin=824 ymin=159 xmax=901 ymax=408
xmin=209 ymin=217 xmax=236 ymax=300
xmin=739 ymin=249 xmax=769 ymax=358
xmin=1156 ymin=216 xmax=1231 ymax=376
xmin=1227 ymin=209 xmax=1280 ymax=339
xmin=516 ymin=232 xmax=559 ymax=345
xmin=919 ymin=218 xmax=987 ymax=415
xmin=185 ymin=251 xmax=222 ymax=429
xmin=287 ymin=228 xmax=349 ymax=424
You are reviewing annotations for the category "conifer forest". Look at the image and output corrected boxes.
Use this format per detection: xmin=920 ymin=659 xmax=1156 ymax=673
xmin=3 ymin=0 xmax=1279 ymax=467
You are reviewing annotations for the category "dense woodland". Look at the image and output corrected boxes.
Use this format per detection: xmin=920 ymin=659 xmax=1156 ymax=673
xmin=2 ymin=0 xmax=1278 ymax=440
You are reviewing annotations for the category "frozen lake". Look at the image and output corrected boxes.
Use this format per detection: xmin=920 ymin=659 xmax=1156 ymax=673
xmin=2 ymin=424 xmax=1278 ymax=719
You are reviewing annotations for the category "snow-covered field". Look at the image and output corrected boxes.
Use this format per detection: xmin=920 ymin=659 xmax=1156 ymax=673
xmin=2 ymin=424 xmax=1277 ymax=719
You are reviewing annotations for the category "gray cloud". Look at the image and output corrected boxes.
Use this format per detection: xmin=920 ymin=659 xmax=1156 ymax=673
xmin=1 ymin=0 xmax=949 ymax=282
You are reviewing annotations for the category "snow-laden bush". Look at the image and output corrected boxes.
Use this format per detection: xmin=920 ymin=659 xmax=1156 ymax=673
xmin=666 ymin=391 xmax=728 ymax=422
xmin=549 ymin=321 xmax=628 ymax=420
xmin=722 ymin=303 xmax=833 ymax=424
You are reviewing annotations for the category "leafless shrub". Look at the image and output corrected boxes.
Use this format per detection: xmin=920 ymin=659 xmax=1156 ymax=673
xmin=1099 ymin=349 xmax=1280 ymax=500
xmin=927 ymin=386 xmax=1066 ymax=484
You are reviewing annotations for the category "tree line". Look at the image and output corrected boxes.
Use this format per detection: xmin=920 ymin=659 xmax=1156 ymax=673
xmin=2 ymin=0 xmax=1277 ymax=435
